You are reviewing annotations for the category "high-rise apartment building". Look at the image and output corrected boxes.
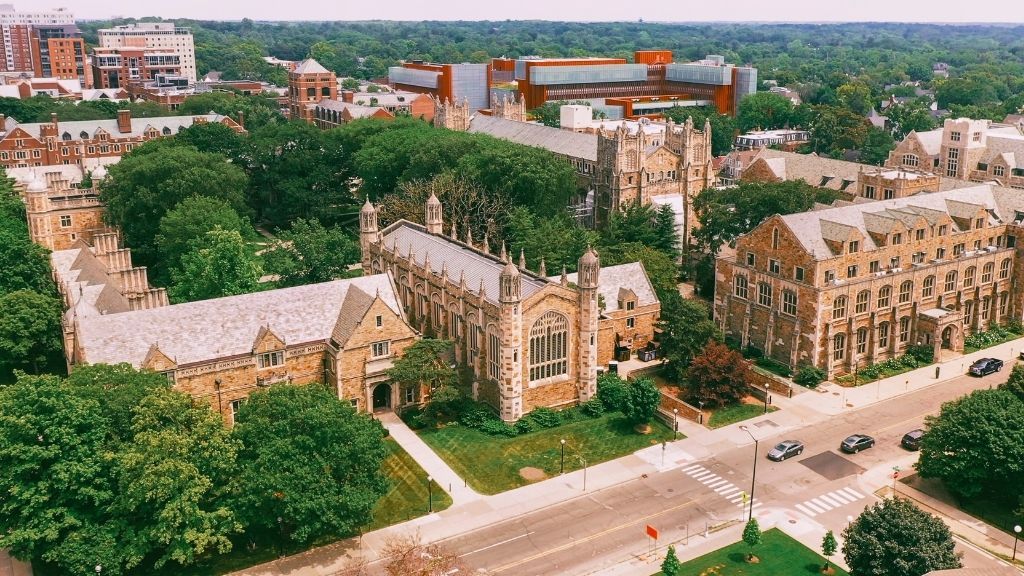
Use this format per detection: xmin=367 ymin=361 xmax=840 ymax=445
xmin=96 ymin=23 xmax=196 ymax=83
xmin=0 ymin=5 xmax=89 ymax=86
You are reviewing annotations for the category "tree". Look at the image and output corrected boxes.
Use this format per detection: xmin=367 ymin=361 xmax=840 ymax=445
xmin=174 ymin=122 xmax=245 ymax=157
xmin=737 ymin=92 xmax=794 ymax=132
xmin=810 ymin=105 xmax=871 ymax=156
xmin=842 ymin=498 xmax=961 ymax=576
xmin=381 ymin=533 xmax=471 ymax=576
xmin=597 ymin=373 xmax=629 ymax=413
xmin=661 ymin=544 xmax=682 ymax=576
xmin=657 ymin=294 xmax=721 ymax=381
xmin=601 ymin=243 xmax=678 ymax=300
xmin=915 ymin=389 xmax=1024 ymax=502
xmin=1000 ymin=364 xmax=1024 ymax=402
xmin=0 ymin=290 xmax=63 ymax=375
xmin=387 ymin=339 xmax=458 ymax=397
xmin=262 ymin=218 xmax=360 ymax=287
xmin=169 ymin=227 xmax=263 ymax=303
xmin=859 ymin=126 xmax=896 ymax=166
xmin=529 ymin=102 xmax=563 ymax=127
xmin=601 ymin=202 xmax=677 ymax=260
xmin=505 ymin=206 xmax=598 ymax=274
xmin=742 ymin=518 xmax=762 ymax=562
xmin=230 ymin=385 xmax=389 ymax=547
xmin=883 ymin=101 xmax=937 ymax=140
xmin=176 ymin=91 xmax=284 ymax=131
xmin=837 ymin=81 xmax=874 ymax=115
xmin=822 ymin=530 xmax=838 ymax=572
xmin=622 ymin=376 xmax=660 ymax=428
xmin=686 ymin=341 xmax=750 ymax=407
xmin=154 ymin=196 xmax=248 ymax=284
xmin=341 ymin=77 xmax=361 ymax=91
xmin=0 ymin=228 xmax=54 ymax=297
xmin=99 ymin=144 xmax=250 ymax=266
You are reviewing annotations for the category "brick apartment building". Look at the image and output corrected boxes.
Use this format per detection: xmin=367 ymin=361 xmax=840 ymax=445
xmin=714 ymin=183 xmax=1024 ymax=377
xmin=95 ymin=22 xmax=196 ymax=84
xmin=0 ymin=110 xmax=244 ymax=169
xmin=360 ymin=195 xmax=660 ymax=421
xmin=0 ymin=5 xmax=89 ymax=86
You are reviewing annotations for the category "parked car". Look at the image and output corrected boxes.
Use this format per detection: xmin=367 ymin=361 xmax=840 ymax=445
xmin=969 ymin=358 xmax=1003 ymax=376
xmin=767 ymin=440 xmax=805 ymax=461
xmin=840 ymin=434 xmax=875 ymax=454
xmin=901 ymin=429 xmax=925 ymax=451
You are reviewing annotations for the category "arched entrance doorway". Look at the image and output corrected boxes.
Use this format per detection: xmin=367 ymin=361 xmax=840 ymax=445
xmin=372 ymin=383 xmax=392 ymax=411
xmin=941 ymin=325 xmax=955 ymax=349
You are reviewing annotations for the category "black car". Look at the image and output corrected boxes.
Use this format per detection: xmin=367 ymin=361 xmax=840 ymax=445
xmin=969 ymin=358 xmax=1004 ymax=376
xmin=767 ymin=440 xmax=805 ymax=462
xmin=840 ymin=434 xmax=875 ymax=454
xmin=901 ymin=429 xmax=925 ymax=451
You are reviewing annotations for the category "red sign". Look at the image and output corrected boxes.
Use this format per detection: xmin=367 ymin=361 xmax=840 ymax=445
xmin=646 ymin=524 xmax=659 ymax=540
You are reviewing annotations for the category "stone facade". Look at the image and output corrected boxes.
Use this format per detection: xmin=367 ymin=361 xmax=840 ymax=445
xmin=361 ymin=196 xmax=660 ymax=421
xmin=16 ymin=164 xmax=109 ymax=250
xmin=65 ymin=273 xmax=420 ymax=422
xmin=714 ymin=184 xmax=1024 ymax=377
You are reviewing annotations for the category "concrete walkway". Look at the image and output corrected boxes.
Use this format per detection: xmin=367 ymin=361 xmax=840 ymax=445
xmin=376 ymin=411 xmax=482 ymax=505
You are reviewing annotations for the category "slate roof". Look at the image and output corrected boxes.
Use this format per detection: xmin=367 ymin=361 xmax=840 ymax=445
xmin=293 ymin=58 xmax=330 ymax=75
xmin=76 ymin=274 xmax=402 ymax=368
xmin=51 ymin=246 xmax=132 ymax=320
xmin=747 ymin=149 xmax=863 ymax=192
xmin=553 ymin=262 xmax=659 ymax=316
xmin=468 ymin=115 xmax=598 ymax=162
xmin=381 ymin=221 xmax=547 ymax=305
xmin=5 ymin=113 xmax=232 ymax=141
xmin=777 ymin=183 xmax=1024 ymax=260
xmin=316 ymin=99 xmax=389 ymax=119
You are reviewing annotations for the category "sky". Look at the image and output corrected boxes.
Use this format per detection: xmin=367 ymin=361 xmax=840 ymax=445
xmin=62 ymin=0 xmax=1024 ymax=23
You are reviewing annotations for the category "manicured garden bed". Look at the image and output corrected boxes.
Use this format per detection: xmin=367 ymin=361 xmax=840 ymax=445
xmin=652 ymin=528 xmax=850 ymax=575
xmin=418 ymin=412 xmax=674 ymax=494
xmin=707 ymin=399 xmax=778 ymax=429
xmin=963 ymin=325 xmax=1024 ymax=354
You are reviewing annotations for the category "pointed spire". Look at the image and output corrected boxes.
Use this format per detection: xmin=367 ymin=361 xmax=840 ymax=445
xmin=518 ymin=248 xmax=526 ymax=270
xmin=450 ymin=222 xmax=458 ymax=240
xmin=482 ymin=233 xmax=490 ymax=255
xmin=441 ymin=261 xmax=448 ymax=280
xmin=539 ymin=258 xmax=547 ymax=277
xmin=499 ymin=241 xmax=507 ymax=262
xmin=560 ymin=266 xmax=568 ymax=286
xmin=465 ymin=226 xmax=473 ymax=248
xmin=459 ymin=270 xmax=467 ymax=290
xmin=478 ymin=278 xmax=487 ymax=300
xmin=422 ymin=251 xmax=430 ymax=271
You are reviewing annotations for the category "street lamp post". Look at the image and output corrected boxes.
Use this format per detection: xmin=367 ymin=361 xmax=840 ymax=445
xmin=1013 ymin=525 xmax=1022 ymax=562
xmin=763 ymin=383 xmax=770 ymax=414
xmin=427 ymin=475 xmax=433 ymax=512
xmin=739 ymin=425 xmax=759 ymax=521
xmin=95 ymin=566 xmax=102 ymax=575
xmin=672 ymin=409 xmax=678 ymax=440
xmin=276 ymin=516 xmax=283 ymax=558
xmin=698 ymin=401 xmax=705 ymax=425
xmin=560 ymin=439 xmax=566 ymax=474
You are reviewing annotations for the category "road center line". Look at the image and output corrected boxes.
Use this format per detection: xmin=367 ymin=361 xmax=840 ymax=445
xmin=462 ymin=531 xmax=536 ymax=556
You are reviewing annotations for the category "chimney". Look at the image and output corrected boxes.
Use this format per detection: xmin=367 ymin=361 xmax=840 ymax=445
xmin=236 ymin=110 xmax=245 ymax=129
xmin=51 ymin=112 xmax=58 ymax=126
xmin=116 ymin=109 xmax=131 ymax=133
xmin=342 ymin=90 xmax=354 ymax=103
xmin=0 ymin=113 xmax=7 ymax=130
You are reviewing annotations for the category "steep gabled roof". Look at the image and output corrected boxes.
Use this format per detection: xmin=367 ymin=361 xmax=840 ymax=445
xmin=293 ymin=58 xmax=330 ymax=75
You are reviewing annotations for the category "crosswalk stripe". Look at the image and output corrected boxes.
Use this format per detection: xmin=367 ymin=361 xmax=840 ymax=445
xmin=804 ymin=500 xmax=826 ymax=514
xmin=719 ymin=487 xmax=741 ymax=497
xmin=751 ymin=502 xmax=763 ymax=509
xmin=795 ymin=503 xmax=818 ymax=517
xmin=728 ymin=493 xmax=746 ymax=503
xmin=714 ymin=484 xmax=737 ymax=494
xmin=705 ymin=479 xmax=728 ymax=488
xmin=819 ymin=494 xmax=845 ymax=507
xmin=692 ymin=471 xmax=716 ymax=480
xmin=829 ymin=491 xmax=852 ymax=504
xmin=810 ymin=497 xmax=833 ymax=511
xmin=841 ymin=487 xmax=865 ymax=499
xmin=682 ymin=464 xmax=704 ymax=473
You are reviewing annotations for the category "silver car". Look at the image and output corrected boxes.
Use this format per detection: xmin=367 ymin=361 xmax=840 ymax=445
xmin=767 ymin=440 xmax=804 ymax=461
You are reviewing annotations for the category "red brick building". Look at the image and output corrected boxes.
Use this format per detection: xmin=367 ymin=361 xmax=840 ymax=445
xmin=0 ymin=110 xmax=244 ymax=169
xmin=288 ymin=58 xmax=337 ymax=121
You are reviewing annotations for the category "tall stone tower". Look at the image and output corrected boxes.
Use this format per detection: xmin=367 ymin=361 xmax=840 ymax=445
xmin=425 ymin=192 xmax=443 ymax=234
xmin=433 ymin=96 xmax=470 ymax=131
xmin=499 ymin=258 xmax=524 ymax=421
xmin=288 ymin=58 xmax=337 ymax=123
xmin=577 ymin=246 xmax=600 ymax=402
xmin=359 ymin=197 xmax=379 ymax=273
xmin=491 ymin=92 xmax=526 ymax=122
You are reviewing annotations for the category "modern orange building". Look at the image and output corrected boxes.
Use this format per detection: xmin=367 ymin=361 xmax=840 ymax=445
xmin=388 ymin=61 xmax=491 ymax=112
xmin=497 ymin=52 xmax=757 ymax=117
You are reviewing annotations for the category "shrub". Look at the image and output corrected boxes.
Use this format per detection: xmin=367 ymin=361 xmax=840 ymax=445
xmin=793 ymin=364 xmax=827 ymax=387
xmin=459 ymin=406 xmax=493 ymax=429
xmin=526 ymin=407 xmax=563 ymax=428
xmin=623 ymin=376 xmax=661 ymax=426
xmin=743 ymin=344 xmax=764 ymax=359
xmin=580 ymin=397 xmax=605 ymax=417
xmin=906 ymin=344 xmax=934 ymax=364
xmin=597 ymin=373 xmax=628 ymax=412
xmin=755 ymin=356 xmax=792 ymax=377
xmin=478 ymin=419 xmax=517 ymax=437
xmin=514 ymin=418 xmax=539 ymax=435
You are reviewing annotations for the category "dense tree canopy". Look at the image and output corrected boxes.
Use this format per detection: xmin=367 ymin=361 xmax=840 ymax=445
xmin=154 ymin=196 xmax=249 ymax=285
xmin=0 ymin=290 xmax=63 ymax=375
xmin=686 ymin=342 xmax=750 ymax=407
xmin=842 ymin=498 xmax=961 ymax=576
xmin=262 ymin=218 xmax=360 ymax=287
xmin=657 ymin=294 xmax=721 ymax=382
xmin=169 ymin=227 xmax=263 ymax=303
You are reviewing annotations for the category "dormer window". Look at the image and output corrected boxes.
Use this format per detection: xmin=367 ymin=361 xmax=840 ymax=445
xmin=975 ymin=217 xmax=984 ymax=229
xmin=994 ymin=165 xmax=1005 ymax=177
xmin=848 ymin=241 xmax=859 ymax=253
xmin=891 ymin=233 xmax=902 ymax=245
xmin=257 ymin=351 xmax=284 ymax=369
xmin=625 ymin=301 xmax=636 ymax=311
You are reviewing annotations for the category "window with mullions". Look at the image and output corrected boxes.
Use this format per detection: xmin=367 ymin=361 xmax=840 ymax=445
xmin=529 ymin=312 xmax=569 ymax=382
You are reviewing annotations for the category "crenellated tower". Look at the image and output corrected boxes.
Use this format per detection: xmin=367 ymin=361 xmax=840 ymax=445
xmin=499 ymin=260 xmax=524 ymax=421
xmin=577 ymin=246 xmax=600 ymax=402
xmin=491 ymin=92 xmax=526 ymax=122
xmin=433 ymin=96 xmax=471 ymax=131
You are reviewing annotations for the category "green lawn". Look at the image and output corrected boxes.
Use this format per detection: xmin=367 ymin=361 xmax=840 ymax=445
xmin=653 ymin=528 xmax=850 ymax=576
xmin=708 ymin=402 xmax=778 ymax=429
xmin=368 ymin=437 xmax=453 ymax=530
xmin=418 ymin=413 xmax=675 ymax=494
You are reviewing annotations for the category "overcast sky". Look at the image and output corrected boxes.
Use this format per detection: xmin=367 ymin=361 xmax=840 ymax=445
xmin=62 ymin=0 xmax=1024 ymax=23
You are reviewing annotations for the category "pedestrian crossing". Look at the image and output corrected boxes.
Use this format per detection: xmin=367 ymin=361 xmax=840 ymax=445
xmin=681 ymin=463 xmax=763 ymax=511
xmin=793 ymin=487 xmax=867 ymax=517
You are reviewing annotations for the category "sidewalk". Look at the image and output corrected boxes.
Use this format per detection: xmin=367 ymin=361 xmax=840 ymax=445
xmin=376 ymin=412 xmax=482 ymax=505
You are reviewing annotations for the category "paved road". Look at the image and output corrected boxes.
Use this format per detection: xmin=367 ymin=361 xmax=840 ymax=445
xmin=425 ymin=369 xmax=1007 ymax=575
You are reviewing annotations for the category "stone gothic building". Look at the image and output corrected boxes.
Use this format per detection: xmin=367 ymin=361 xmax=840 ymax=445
xmin=360 ymin=194 xmax=660 ymax=421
